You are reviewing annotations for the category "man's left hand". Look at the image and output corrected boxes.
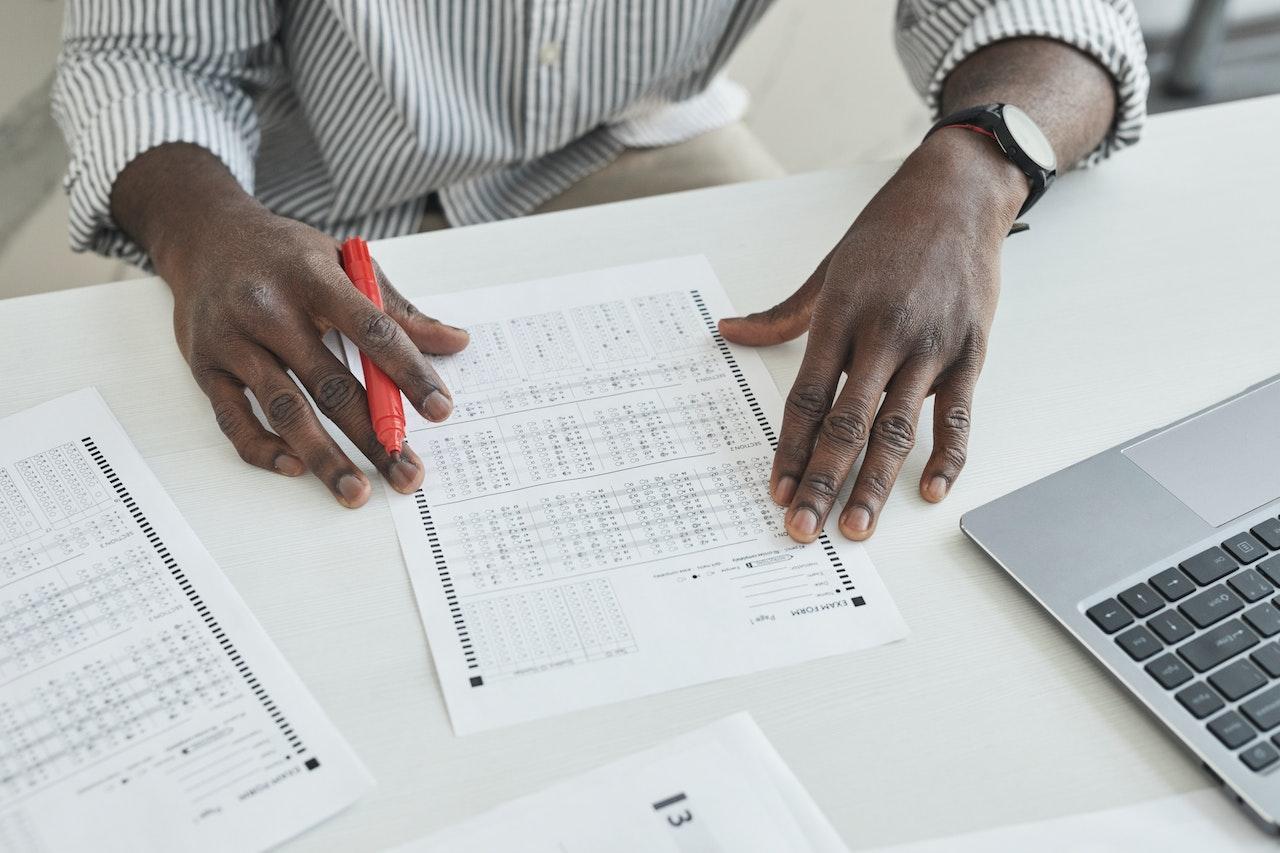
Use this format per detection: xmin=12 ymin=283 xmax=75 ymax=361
xmin=720 ymin=128 xmax=1026 ymax=542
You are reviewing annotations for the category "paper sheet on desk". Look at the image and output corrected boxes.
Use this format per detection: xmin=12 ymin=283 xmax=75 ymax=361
xmin=343 ymin=256 xmax=908 ymax=734
xmin=389 ymin=713 xmax=849 ymax=852
xmin=864 ymin=788 xmax=1275 ymax=852
xmin=0 ymin=389 xmax=372 ymax=852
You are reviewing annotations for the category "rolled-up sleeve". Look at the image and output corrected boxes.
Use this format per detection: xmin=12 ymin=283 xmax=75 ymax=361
xmin=895 ymin=0 xmax=1149 ymax=167
xmin=51 ymin=1 xmax=281 ymax=266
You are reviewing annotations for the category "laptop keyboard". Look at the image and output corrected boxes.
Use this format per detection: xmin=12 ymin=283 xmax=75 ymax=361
xmin=1086 ymin=516 xmax=1280 ymax=774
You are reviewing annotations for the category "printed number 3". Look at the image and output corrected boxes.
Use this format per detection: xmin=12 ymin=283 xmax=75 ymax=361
xmin=667 ymin=809 xmax=693 ymax=827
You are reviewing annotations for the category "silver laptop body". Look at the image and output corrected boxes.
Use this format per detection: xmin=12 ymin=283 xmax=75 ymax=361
xmin=962 ymin=374 xmax=1280 ymax=830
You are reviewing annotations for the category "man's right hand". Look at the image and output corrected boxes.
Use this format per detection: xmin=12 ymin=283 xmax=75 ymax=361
xmin=111 ymin=144 xmax=469 ymax=507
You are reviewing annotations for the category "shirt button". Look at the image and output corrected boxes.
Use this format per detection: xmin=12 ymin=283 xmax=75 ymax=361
xmin=539 ymin=41 xmax=561 ymax=66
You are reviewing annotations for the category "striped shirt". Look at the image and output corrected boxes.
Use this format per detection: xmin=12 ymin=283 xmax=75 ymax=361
xmin=52 ymin=0 xmax=1148 ymax=267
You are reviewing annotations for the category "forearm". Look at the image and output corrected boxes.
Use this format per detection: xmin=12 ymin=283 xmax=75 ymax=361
xmin=894 ymin=37 xmax=1119 ymax=233
xmin=110 ymin=143 xmax=265 ymax=278
xmin=941 ymin=38 xmax=1117 ymax=172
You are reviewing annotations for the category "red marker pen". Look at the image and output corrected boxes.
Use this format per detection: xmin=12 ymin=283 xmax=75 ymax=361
xmin=340 ymin=237 xmax=406 ymax=461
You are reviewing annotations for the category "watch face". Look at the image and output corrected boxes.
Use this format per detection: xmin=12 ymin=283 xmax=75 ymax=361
xmin=1003 ymin=105 xmax=1057 ymax=172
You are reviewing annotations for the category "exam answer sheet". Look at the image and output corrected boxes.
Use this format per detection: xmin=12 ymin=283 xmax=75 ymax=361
xmin=0 ymin=390 xmax=372 ymax=852
xmin=353 ymin=256 xmax=908 ymax=734
xmin=391 ymin=713 xmax=849 ymax=852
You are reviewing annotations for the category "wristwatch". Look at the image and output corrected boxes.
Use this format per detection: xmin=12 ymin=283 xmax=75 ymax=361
xmin=926 ymin=103 xmax=1057 ymax=217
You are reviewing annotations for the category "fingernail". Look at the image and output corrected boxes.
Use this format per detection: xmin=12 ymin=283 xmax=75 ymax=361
xmin=925 ymin=475 xmax=950 ymax=502
xmin=336 ymin=474 xmax=367 ymax=507
xmin=773 ymin=476 xmax=797 ymax=505
xmin=389 ymin=457 xmax=421 ymax=492
xmin=843 ymin=506 xmax=872 ymax=536
xmin=789 ymin=508 xmax=819 ymax=538
xmin=273 ymin=453 xmax=305 ymax=477
xmin=423 ymin=390 xmax=453 ymax=421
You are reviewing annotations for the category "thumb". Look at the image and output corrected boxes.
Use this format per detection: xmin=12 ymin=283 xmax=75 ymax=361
xmin=718 ymin=252 xmax=829 ymax=347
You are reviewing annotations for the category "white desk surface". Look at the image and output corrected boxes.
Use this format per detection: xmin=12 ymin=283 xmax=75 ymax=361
xmin=3 ymin=94 xmax=1278 ymax=850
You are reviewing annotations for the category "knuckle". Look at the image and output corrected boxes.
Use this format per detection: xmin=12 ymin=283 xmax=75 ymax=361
xmin=361 ymin=311 xmax=399 ymax=351
xmin=876 ymin=302 xmax=913 ymax=339
xmin=801 ymin=472 xmax=841 ymax=503
xmin=756 ymin=300 xmax=794 ymax=325
xmin=940 ymin=443 xmax=968 ymax=471
xmin=266 ymin=389 xmax=308 ymax=432
xmin=784 ymin=383 xmax=830 ymax=422
xmin=961 ymin=325 xmax=988 ymax=362
xmin=775 ymin=441 xmax=812 ymax=467
xmin=941 ymin=404 xmax=972 ymax=435
xmin=819 ymin=411 xmax=869 ymax=450
xmin=913 ymin=324 xmax=944 ymax=360
xmin=234 ymin=280 xmax=279 ymax=318
xmin=859 ymin=469 xmax=894 ymax=501
xmin=872 ymin=412 xmax=915 ymax=455
xmin=212 ymin=401 xmax=244 ymax=440
xmin=314 ymin=372 xmax=361 ymax=416
xmin=189 ymin=357 xmax=223 ymax=388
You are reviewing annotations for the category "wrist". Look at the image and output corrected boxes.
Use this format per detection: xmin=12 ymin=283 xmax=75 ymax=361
xmin=110 ymin=143 xmax=266 ymax=279
xmin=909 ymin=128 xmax=1027 ymax=231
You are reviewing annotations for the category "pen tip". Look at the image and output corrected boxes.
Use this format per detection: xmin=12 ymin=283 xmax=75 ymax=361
xmin=389 ymin=451 xmax=402 ymax=464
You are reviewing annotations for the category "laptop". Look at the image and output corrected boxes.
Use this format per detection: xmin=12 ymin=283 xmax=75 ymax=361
xmin=962 ymin=374 xmax=1280 ymax=830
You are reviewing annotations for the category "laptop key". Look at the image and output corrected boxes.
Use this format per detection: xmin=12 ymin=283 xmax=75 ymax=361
xmin=1177 ymin=682 xmax=1225 ymax=719
xmin=1149 ymin=610 xmax=1195 ymax=644
xmin=1253 ymin=643 xmax=1280 ymax=678
xmin=1178 ymin=619 xmax=1259 ymax=672
xmin=1150 ymin=567 xmax=1196 ymax=601
xmin=1261 ymin=556 xmax=1280 ymax=588
xmin=1209 ymin=660 xmax=1268 ymax=701
xmin=1241 ymin=684 xmax=1280 ymax=730
xmin=1118 ymin=583 xmax=1162 ymax=617
xmin=1086 ymin=599 xmax=1132 ymax=633
xmin=1245 ymin=603 xmax=1280 ymax=638
xmin=1230 ymin=568 xmax=1274 ymax=603
xmin=1145 ymin=654 xmax=1192 ymax=689
xmin=1243 ymin=742 xmax=1279 ymax=772
xmin=1115 ymin=625 xmax=1162 ymax=661
xmin=1253 ymin=519 xmax=1280 ymax=550
xmin=1223 ymin=532 xmax=1268 ymax=565
xmin=1209 ymin=711 xmax=1256 ymax=749
xmin=1179 ymin=584 xmax=1244 ymax=628
xmin=1181 ymin=546 xmax=1238 ymax=585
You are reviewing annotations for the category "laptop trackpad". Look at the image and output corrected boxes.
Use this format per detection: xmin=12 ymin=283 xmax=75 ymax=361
xmin=1122 ymin=381 xmax=1280 ymax=527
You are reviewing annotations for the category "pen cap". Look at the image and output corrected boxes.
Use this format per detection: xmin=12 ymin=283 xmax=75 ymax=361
xmin=340 ymin=237 xmax=381 ymax=305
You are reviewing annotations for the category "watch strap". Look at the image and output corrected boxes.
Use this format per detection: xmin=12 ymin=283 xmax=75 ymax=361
xmin=927 ymin=104 xmax=1055 ymax=217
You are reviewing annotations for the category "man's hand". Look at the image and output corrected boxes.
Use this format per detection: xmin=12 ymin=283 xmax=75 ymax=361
xmin=721 ymin=130 xmax=1023 ymax=541
xmin=112 ymin=144 xmax=468 ymax=507
xmin=721 ymin=38 xmax=1118 ymax=543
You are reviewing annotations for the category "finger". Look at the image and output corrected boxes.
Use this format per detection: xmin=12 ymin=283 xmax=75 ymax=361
xmin=317 ymin=264 xmax=456 ymax=422
xmin=239 ymin=346 xmax=373 ymax=508
xmin=718 ymin=251 xmax=831 ymax=347
xmin=374 ymin=261 xmax=470 ymax=355
xmin=785 ymin=347 xmax=897 ymax=543
xmin=920 ymin=357 xmax=980 ymax=503
xmin=280 ymin=331 xmax=426 ymax=495
xmin=201 ymin=368 xmax=306 ymax=476
xmin=768 ymin=329 xmax=847 ymax=510
xmin=839 ymin=363 xmax=935 ymax=540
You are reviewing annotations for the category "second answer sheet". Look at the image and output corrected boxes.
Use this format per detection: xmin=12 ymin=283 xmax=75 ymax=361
xmin=0 ymin=390 xmax=372 ymax=851
xmin=351 ymin=256 xmax=908 ymax=734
